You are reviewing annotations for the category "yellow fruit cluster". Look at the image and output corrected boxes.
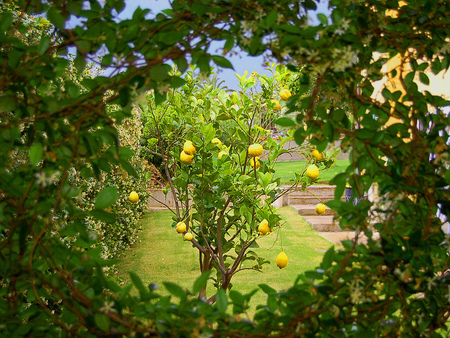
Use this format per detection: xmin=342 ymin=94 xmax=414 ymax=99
xmin=180 ymin=140 xmax=196 ymax=165
xmin=311 ymin=149 xmax=324 ymax=161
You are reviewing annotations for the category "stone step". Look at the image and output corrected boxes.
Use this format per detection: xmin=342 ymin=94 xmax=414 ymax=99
xmin=291 ymin=204 xmax=336 ymax=216
xmin=287 ymin=197 xmax=335 ymax=205
xmin=303 ymin=215 xmax=342 ymax=232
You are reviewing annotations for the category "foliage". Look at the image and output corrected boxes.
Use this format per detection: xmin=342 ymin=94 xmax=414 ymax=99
xmin=0 ymin=0 xmax=449 ymax=336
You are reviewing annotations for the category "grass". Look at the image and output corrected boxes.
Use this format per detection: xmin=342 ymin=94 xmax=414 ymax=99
xmin=115 ymin=207 xmax=334 ymax=317
xmin=273 ymin=159 xmax=350 ymax=185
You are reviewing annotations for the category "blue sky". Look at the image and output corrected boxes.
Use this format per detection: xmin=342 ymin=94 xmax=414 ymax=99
xmin=111 ymin=0 xmax=331 ymax=90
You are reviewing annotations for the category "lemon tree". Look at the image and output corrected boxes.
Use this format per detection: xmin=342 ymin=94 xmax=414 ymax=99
xmin=141 ymin=69 xmax=315 ymax=302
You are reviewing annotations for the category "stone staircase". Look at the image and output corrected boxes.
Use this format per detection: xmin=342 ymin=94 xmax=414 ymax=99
xmin=287 ymin=185 xmax=343 ymax=232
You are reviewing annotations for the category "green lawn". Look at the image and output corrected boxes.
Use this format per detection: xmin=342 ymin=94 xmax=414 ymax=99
xmin=274 ymin=159 xmax=350 ymax=185
xmin=115 ymin=207 xmax=334 ymax=317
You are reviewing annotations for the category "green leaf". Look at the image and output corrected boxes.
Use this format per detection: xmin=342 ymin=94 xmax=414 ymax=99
xmin=95 ymin=186 xmax=118 ymax=209
xmin=266 ymin=10 xmax=277 ymax=28
xmin=150 ymin=65 xmax=170 ymax=81
xmin=163 ymin=282 xmax=187 ymax=299
xmin=193 ymin=271 xmax=211 ymax=294
xmin=445 ymin=169 xmax=450 ymax=185
xmin=174 ymin=57 xmax=188 ymax=73
xmin=274 ymin=117 xmax=297 ymax=127
xmin=29 ymin=142 xmax=44 ymax=165
xmin=216 ymin=289 xmax=228 ymax=313
xmin=321 ymin=246 xmax=335 ymax=270
xmin=129 ymin=271 xmax=149 ymax=298
xmin=90 ymin=210 xmax=116 ymax=223
xmin=229 ymin=290 xmax=244 ymax=305
xmin=47 ymin=7 xmax=66 ymax=29
xmin=294 ymin=128 xmax=305 ymax=146
xmin=329 ymin=172 xmax=347 ymax=200
xmin=94 ymin=313 xmax=110 ymax=332
xmin=419 ymin=72 xmax=430 ymax=85
xmin=0 ymin=95 xmax=18 ymax=111
xmin=318 ymin=13 xmax=328 ymax=25
xmin=120 ymin=160 xmax=139 ymax=178
xmin=38 ymin=37 xmax=51 ymax=56
xmin=258 ymin=283 xmax=276 ymax=295
xmin=212 ymin=55 xmax=234 ymax=69
xmin=74 ymin=54 xmax=86 ymax=72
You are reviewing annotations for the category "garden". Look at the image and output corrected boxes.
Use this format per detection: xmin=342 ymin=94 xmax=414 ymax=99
xmin=1 ymin=0 xmax=450 ymax=336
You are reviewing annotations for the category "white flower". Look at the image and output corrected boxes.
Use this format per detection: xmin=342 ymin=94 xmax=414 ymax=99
xmin=426 ymin=276 xmax=437 ymax=291
xmin=350 ymin=286 xmax=364 ymax=304
xmin=100 ymin=301 xmax=116 ymax=314
xmin=334 ymin=27 xmax=345 ymax=36
xmin=341 ymin=18 xmax=351 ymax=31
xmin=157 ymin=83 xmax=170 ymax=95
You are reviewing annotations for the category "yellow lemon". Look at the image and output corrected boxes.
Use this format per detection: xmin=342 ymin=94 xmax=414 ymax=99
xmin=311 ymin=149 xmax=324 ymax=161
xmin=184 ymin=232 xmax=193 ymax=241
xmin=315 ymin=203 xmax=326 ymax=215
xmin=183 ymin=140 xmax=196 ymax=155
xmin=306 ymin=164 xmax=320 ymax=180
xmin=258 ymin=219 xmax=270 ymax=235
xmin=211 ymin=138 xmax=222 ymax=147
xmin=248 ymin=144 xmax=263 ymax=157
xmin=129 ymin=191 xmax=139 ymax=203
xmin=271 ymin=99 xmax=281 ymax=111
xmin=276 ymin=252 xmax=288 ymax=269
xmin=176 ymin=222 xmax=186 ymax=233
xmin=218 ymin=150 xmax=228 ymax=159
xmin=280 ymin=89 xmax=292 ymax=101
xmin=250 ymin=157 xmax=261 ymax=169
xmin=180 ymin=151 xmax=194 ymax=165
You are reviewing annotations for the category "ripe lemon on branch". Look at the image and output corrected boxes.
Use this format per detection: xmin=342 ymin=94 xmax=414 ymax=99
xmin=315 ymin=203 xmax=326 ymax=215
xmin=184 ymin=232 xmax=193 ymax=241
xmin=280 ymin=89 xmax=292 ymax=101
xmin=248 ymin=144 xmax=263 ymax=157
xmin=180 ymin=151 xmax=194 ymax=165
xmin=183 ymin=140 xmax=196 ymax=155
xmin=258 ymin=219 xmax=270 ymax=235
xmin=306 ymin=164 xmax=320 ymax=180
xmin=250 ymin=157 xmax=261 ymax=169
xmin=176 ymin=222 xmax=186 ymax=233
xmin=311 ymin=149 xmax=324 ymax=161
xmin=276 ymin=252 xmax=288 ymax=269
xmin=129 ymin=191 xmax=139 ymax=203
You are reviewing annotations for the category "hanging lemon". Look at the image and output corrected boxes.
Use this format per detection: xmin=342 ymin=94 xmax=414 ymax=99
xmin=306 ymin=164 xmax=320 ymax=180
xmin=276 ymin=252 xmax=288 ymax=269
xmin=258 ymin=219 xmax=270 ymax=235
xmin=180 ymin=151 xmax=194 ymax=165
